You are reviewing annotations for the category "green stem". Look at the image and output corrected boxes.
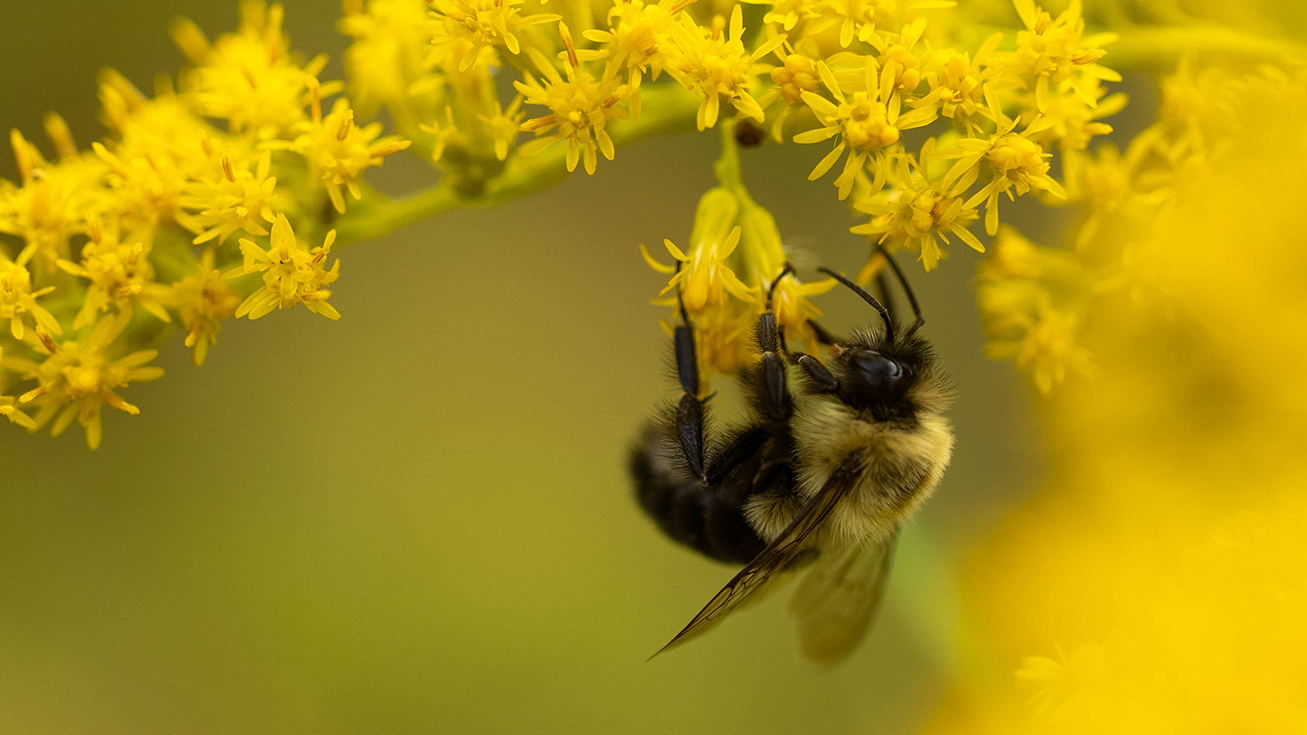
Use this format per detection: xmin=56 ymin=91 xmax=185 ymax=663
xmin=335 ymin=84 xmax=703 ymax=245
xmin=714 ymin=120 xmax=743 ymax=193
xmin=1106 ymin=23 xmax=1306 ymax=70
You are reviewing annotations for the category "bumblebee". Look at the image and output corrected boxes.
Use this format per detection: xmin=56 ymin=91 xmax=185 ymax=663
xmin=629 ymin=249 xmax=953 ymax=666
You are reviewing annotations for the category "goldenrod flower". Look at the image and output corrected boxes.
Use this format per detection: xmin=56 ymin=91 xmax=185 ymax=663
xmin=641 ymin=186 xmax=755 ymax=314
xmin=808 ymin=0 xmax=956 ymax=49
xmin=943 ymin=103 xmax=1067 ymax=234
xmin=0 ymin=130 xmax=103 ymax=271
xmin=984 ymin=303 xmax=1093 ymax=394
xmin=57 ymin=217 xmax=172 ymax=329
xmin=851 ymin=139 xmax=984 ymax=271
xmin=794 ymin=58 xmax=937 ymax=200
xmin=1018 ymin=76 xmax=1125 ymax=152
xmin=273 ymin=82 xmax=411 ymax=213
xmin=7 ymin=311 xmax=164 ymax=450
xmin=1002 ymin=0 xmax=1120 ymax=113
xmin=172 ymin=250 xmax=240 ymax=367
xmin=643 ymin=228 xmax=755 ymax=312
xmin=581 ymin=0 xmax=691 ymax=119
xmin=913 ymin=35 xmax=1002 ymax=134
xmin=339 ymin=0 xmax=442 ymax=118
xmin=0 ymin=255 xmax=62 ymax=340
xmin=172 ymin=1 xmax=339 ymax=138
xmin=178 ymin=149 xmax=279 ymax=245
xmin=755 ymin=50 xmax=821 ymax=141
xmin=740 ymin=0 xmax=820 ymax=32
xmin=666 ymin=5 xmax=787 ymax=131
xmin=479 ymin=94 xmax=525 ymax=162
xmin=429 ymin=0 xmax=562 ymax=71
xmin=0 ymin=346 xmax=38 ymax=430
xmin=230 ymin=213 xmax=341 ymax=321
xmin=515 ymin=41 xmax=630 ymax=175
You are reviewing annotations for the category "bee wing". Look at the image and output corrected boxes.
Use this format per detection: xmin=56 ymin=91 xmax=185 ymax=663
xmin=787 ymin=529 xmax=899 ymax=667
xmin=651 ymin=459 xmax=861 ymax=659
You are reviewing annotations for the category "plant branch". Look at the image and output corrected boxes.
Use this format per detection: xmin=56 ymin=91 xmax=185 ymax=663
xmin=335 ymin=84 xmax=703 ymax=245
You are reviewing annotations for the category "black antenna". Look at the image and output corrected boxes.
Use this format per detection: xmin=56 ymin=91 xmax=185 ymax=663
xmin=875 ymin=245 xmax=924 ymax=336
xmin=818 ymin=266 xmax=895 ymax=344
xmin=765 ymin=263 xmax=794 ymax=310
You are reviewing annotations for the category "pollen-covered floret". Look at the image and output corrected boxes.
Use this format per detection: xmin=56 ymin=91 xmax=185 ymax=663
xmin=272 ymin=82 xmax=411 ymax=213
xmin=666 ymin=5 xmax=787 ymax=131
xmin=0 ymin=255 xmax=62 ymax=340
xmin=6 ymin=311 xmax=164 ymax=449
xmin=56 ymin=217 xmax=172 ymax=329
xmin=229 ymin=213 xmax=341 ymax=321
xmin=172 ymin=250 xmax=240 ymax=366
xmin=515 ymin=35 xmax=631 ymax=175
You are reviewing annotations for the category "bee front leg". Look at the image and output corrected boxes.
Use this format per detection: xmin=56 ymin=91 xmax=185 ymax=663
xmin=672 ymin=322 xmax=708 ymax=482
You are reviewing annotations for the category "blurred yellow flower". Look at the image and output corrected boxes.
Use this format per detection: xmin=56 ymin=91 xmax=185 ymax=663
xmin=172 ymin=250 xmax=240 ymax=367
xmin=0 ymin=255 xmax=61 ymax=340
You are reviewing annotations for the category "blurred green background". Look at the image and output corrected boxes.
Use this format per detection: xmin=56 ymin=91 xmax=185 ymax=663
xmin=0 ymin=2 xmax=1045 ymax=733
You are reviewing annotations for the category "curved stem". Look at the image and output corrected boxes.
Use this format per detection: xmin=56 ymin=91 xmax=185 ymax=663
xmin=1106 ymin=23 xmax=1306 ymax=70
xmin=335 ymin=84 xmax=703 ymax=245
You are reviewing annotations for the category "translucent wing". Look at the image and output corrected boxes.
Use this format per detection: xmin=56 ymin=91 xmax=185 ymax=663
xmin=788 ymin=529 xmax=899 ymax=667
xmin=651 ymin=458 xmax=861 ymax=659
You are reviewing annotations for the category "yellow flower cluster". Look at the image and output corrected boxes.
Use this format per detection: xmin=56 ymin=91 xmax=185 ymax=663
xmin=926 ymin=64 xmax=1307 ymax=727
xmin=0 ymin=1 xmax=409 ymax=448
xmin=978 ymin=61 xmax=1307 ymax=393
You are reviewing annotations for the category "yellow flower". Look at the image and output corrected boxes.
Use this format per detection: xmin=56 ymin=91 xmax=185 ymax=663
xmin=339 ymin=0 xmax=442 ymax=118
xmin=943 ymin=102 xmax=1067 ymax=235
xmin=913 ymin=35 xmax=1003 ymax=134
xmin=56 ymin=217 xmax=172 ymax=329
xmin=172 ymin=250 xmax=240 ymax=366
xmin=770 ymin=52 xmax=821 ymax=105
xmin=8 ymin=311 xmax=164 ymax=450
xmin=643 ymin=227 xmax=755 ymax=312
xmin=640 ymin=186 xmax=754 ymax=314
xmin=479 ymin=94 xmax=525 ymax=162
xmin=0 ymin=130 xmax=104 ymax=271
xmin=1002 ymin=0 xmax=1120 ymax=113
xmin=851 ymin=138 xmax=984 ymax=271
xmin=984 ymin=303 xmax=1094 ymax=394
xmin=0 ymin=346 xmax=38 ymax=430
xmin=794 ymin=58 xmax=937 ymax=200
xmin=273 ymin=82 xmax=411 ymax=213
xmin=807 ymin=0 xmax=956 ymax=49
xmin=581 ymin=0 xmax=691 ymax=119
xmin=740 ymin=0 xmax=821 ymax=32
xmin=171 ymin=1 xmax=340 ymax=138
xmin=429 ymin=0 xmax=562 ymax=71
xmin=666 ymin=5 xmax=787 ymax=131
xmin=0 ymin=255 xmax=62 ymax=340
xmin=177 ymin=149 xmax=279 ymax=245
xmin=515 ymin=37 xmax=630 ymax=175
xmin=1018 ymin=76 xmax=1125 ymax=152
xmin=230 ymin=213 xmax=341 ymax=321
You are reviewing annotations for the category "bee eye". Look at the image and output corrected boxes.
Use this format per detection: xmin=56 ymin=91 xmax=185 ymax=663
xmin=850 ymin=350 xmax=906 ymax=398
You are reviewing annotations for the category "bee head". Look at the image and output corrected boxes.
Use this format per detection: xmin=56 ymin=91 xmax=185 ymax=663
xmin=847 ymin=348 xmax=910 ymax=400
xmin=815 ymin=264 xmax=944 ymax=420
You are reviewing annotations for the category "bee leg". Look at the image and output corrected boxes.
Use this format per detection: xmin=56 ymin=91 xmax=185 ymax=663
xmin=790 ymin=352 xmax=839 ymax=393
xmin=742 ymin=268 xmax=797 ymax=426
xmin=673 ymin=321 xmax=708 ymax=482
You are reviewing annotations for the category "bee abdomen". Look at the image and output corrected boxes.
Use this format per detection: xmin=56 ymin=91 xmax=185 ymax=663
xmin=628 ymin=436 xmax=766 ymax=565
